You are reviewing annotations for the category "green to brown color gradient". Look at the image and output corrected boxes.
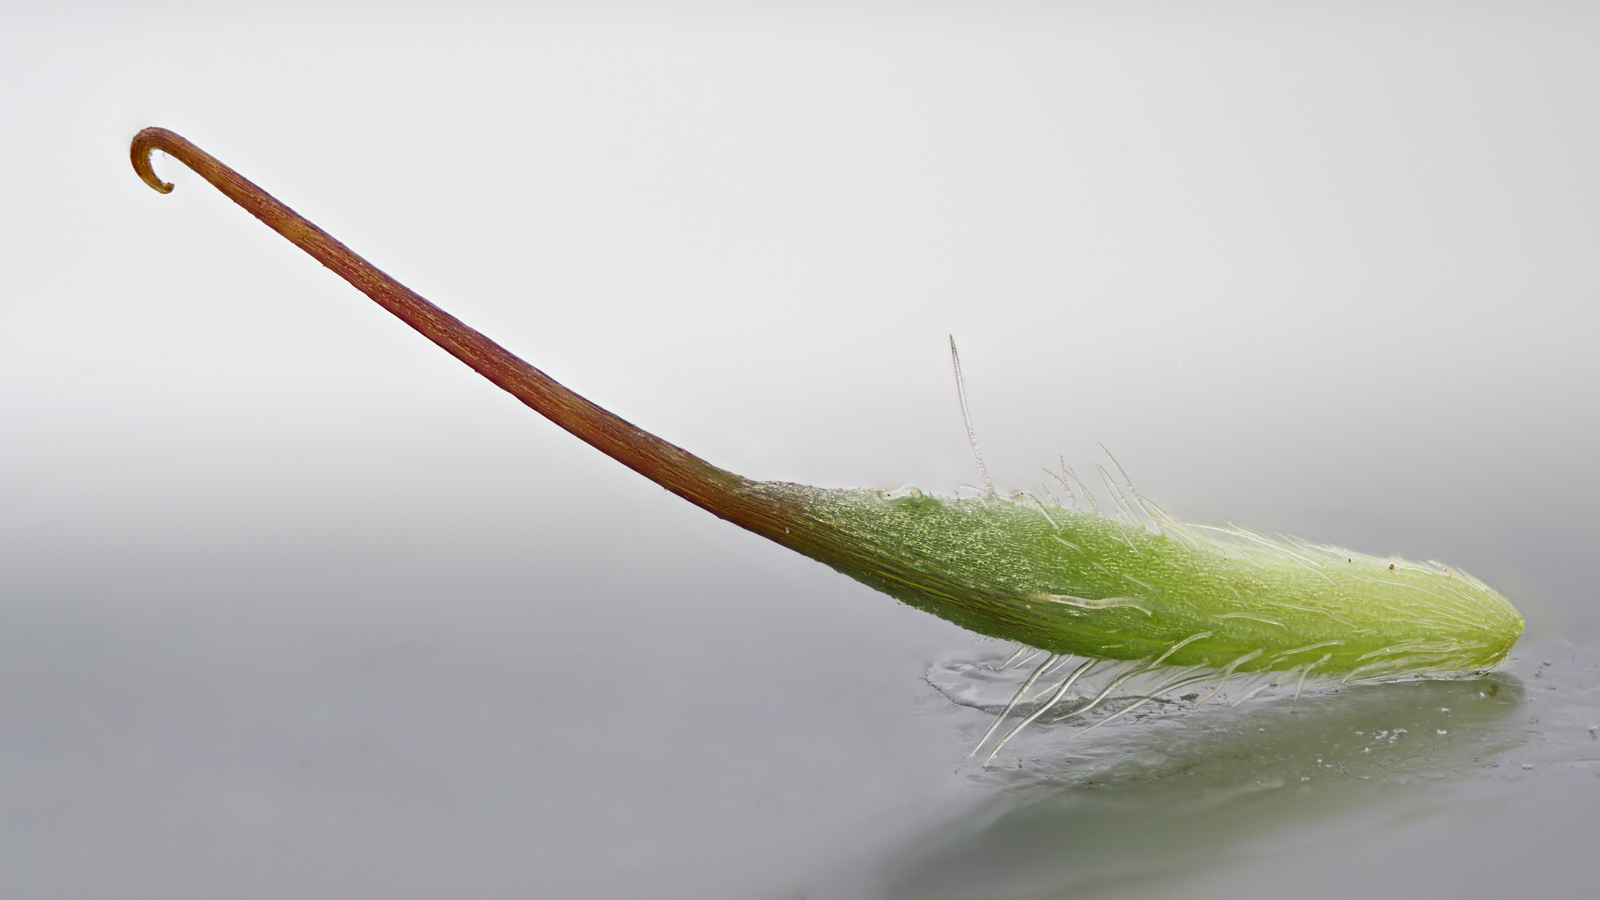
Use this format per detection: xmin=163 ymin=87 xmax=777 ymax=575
xmin=131 ymin=127 xmax=1523 ymax=684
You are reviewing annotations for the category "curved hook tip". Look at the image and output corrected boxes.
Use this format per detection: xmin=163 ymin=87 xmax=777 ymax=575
xmin=130 ymin=127 xmax=176 ymax=194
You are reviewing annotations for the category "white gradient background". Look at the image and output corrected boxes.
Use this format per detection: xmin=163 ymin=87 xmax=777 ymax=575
xmin=3 ymin=3 xmax=1598 ymax=899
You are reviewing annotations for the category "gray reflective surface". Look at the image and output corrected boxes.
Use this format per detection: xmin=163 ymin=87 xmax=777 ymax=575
xmin=4 ymin=4 xmax=1599 ymax=898
xmin=834 ymin=649 xmax=1599 ymax=899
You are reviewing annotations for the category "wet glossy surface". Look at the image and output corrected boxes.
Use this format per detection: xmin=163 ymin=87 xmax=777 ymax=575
xmin=855 ymin=644 xmax=1599 ymax=899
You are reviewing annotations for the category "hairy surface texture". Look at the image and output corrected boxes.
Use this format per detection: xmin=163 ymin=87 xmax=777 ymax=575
xmin=766 ymin=483 xmax=1521 ymax=682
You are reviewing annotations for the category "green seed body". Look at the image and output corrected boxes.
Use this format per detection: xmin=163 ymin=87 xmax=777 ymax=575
xmin=766 ymin=483 xmax=1523 ymax=682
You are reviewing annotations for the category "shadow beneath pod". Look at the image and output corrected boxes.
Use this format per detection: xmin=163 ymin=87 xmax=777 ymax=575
xmin=866 ymin=672 xmax=1526 ymax=900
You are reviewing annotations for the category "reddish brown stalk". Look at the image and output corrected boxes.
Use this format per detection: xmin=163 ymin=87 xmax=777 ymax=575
xmin=130 ymin=127 xmax=801 ymax=543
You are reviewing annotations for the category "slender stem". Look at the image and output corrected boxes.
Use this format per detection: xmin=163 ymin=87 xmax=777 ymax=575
xmin=130 ymin=127 xmax=791 ymax=537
